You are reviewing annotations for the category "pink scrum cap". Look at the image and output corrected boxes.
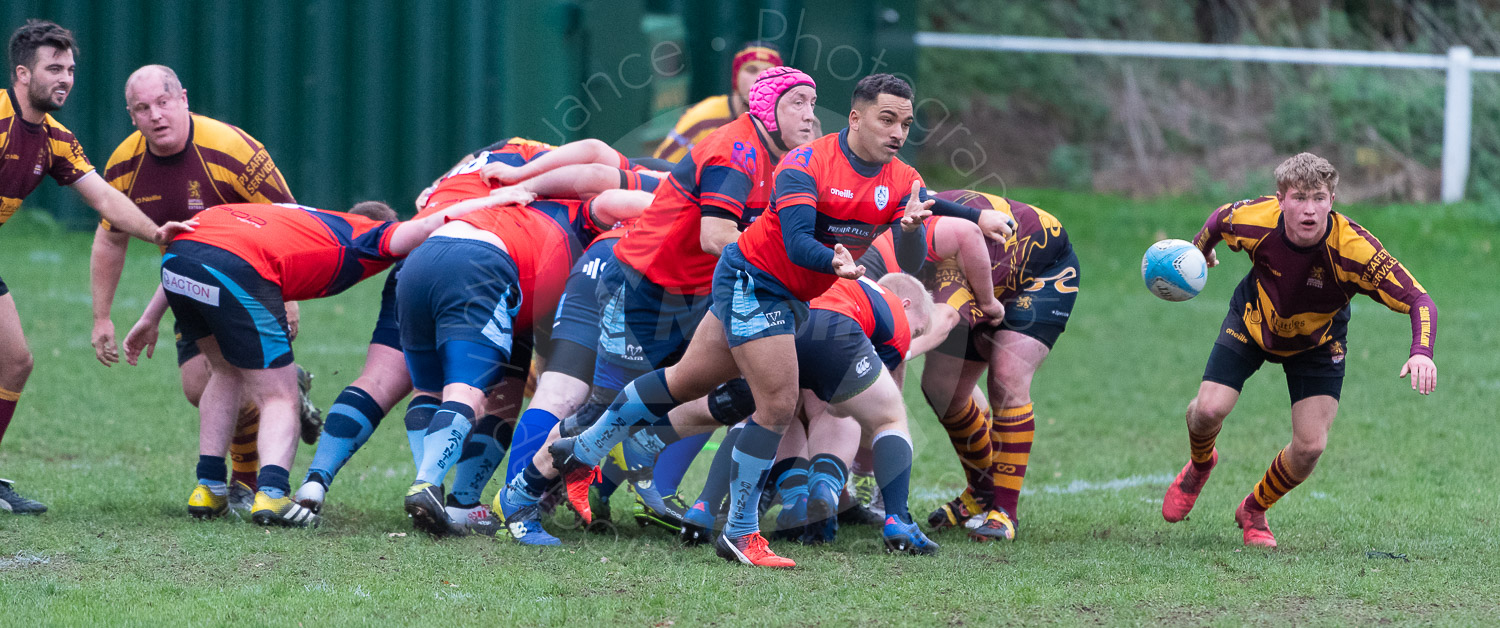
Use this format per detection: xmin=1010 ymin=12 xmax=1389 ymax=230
xmin=747 ymin=66 xmax=815 ymax=134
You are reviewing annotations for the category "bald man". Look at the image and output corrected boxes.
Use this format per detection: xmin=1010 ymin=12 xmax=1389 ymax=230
xmin=89 ymin=64 xmax=316 ymax=518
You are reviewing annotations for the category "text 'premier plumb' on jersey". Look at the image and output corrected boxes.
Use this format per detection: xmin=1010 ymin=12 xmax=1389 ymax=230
xmin=810 ymin=276 xmax=911 ymax=370
xmin=0 ymin=89 xmax=94 ymax=228
xmin=172 ymin=203 xmax=397 ymax=301
xmin=451 ymin=205 xmax=577 ymax=330
xmin=737 ymin=129 xmax=923 ymax=302
xmin=613 ymin=114 xmax=778 ymax=295
xmin=102 ymin=114 xmax=293 ymax=230
xmin=1193 ymin=195 xmax=1436 ymax=358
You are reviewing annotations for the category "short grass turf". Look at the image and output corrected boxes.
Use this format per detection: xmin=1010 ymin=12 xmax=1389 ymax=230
xmin=1 ymin=190 xmax=1496 ymax=625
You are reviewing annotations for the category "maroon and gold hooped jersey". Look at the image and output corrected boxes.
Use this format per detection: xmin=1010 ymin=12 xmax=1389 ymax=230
xmin=103 ymin=114 xmax=293 ymax=231
xmin=1194 ymin=195 xmax=1435 ymax=358
xmin=0 ymin=89 xmax=94 ymax=228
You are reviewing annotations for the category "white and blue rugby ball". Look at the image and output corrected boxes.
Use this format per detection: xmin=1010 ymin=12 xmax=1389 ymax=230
xmin=1142 ymin=239 xmax=1208 ymax=302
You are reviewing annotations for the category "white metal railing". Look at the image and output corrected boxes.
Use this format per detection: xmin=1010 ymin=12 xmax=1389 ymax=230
xmin=917 ymin=33 xmax=1495 ymax=202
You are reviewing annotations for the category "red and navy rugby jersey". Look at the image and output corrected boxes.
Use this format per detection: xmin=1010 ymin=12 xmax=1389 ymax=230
xmin=420 ymin=138 xmax=556 ymax=213
xmin=172 ymin=203 xmax=396 ymax=301
xmin=810 ymin=276 xmax=911 ymax=370
xmin=613 ymin=114 xmax=777 ymax=294
xmin=738 ymin=128 xmax=923 ymax=301
xmin=453 ymin=205 xmax=577 ymax=330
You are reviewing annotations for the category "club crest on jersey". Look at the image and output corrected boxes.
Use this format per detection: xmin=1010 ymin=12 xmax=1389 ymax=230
xmin=874 ymin=185 xmax=890 ymax=211
xmin=1307 ymin=266 xmax=1325 ymax=289
xmin=188 ymin=180 xmax=204 ymax=212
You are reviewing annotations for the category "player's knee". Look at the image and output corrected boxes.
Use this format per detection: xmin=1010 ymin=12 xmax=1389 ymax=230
xmin=918 ymin=380 xmax=956 ymax=415
xmin=181 ymin=384 xmax=204 ymax=408
xmin=0 ymin=349 xmax=33 ymax=384
xmin=992 ymin=367 xmax=1034 ymax=406
xmin=752 ymin=390 xmax=798 ymax=426
xmin=1289 ymin=434 xmax=1327 ymax=465
xmin=1189 ymin=395 xmax=1233 ymax=424
xmin=708 ymin=378 xmax=756 ymax=426
xmin=558 ymin=387 xmax=615 ymax=436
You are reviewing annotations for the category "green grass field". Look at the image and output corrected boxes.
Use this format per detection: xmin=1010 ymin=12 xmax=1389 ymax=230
xmin=1 ymin=190 xmax=1496 ymax=625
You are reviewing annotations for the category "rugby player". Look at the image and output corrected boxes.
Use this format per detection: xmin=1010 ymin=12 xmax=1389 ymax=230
xmin=653 ymin=42 xmax=782 ymax=162
xmin=295 ymin=138 xmax=557 ymax=523
xmin=1162 ymin=152 xmax=1436 ymax=547
xmin=94 ymin=65 xmax=319 ymax=517
xmin=144 ymin=192 xmax=527 ymax=527
xmin=913 ymin=190 xmax=1080 ymax=542
xmin=679 ymin=274 xmax=935 ymax=552
xmin=1 ymin=21 xmax=192 ymax=514
xmin=492 ymin=66 xmax=821 ymax=546
xmin=397 ymin=190 xmax=606 ymax=537
xmin=546 ymin=74 xmax=1014 ymax=567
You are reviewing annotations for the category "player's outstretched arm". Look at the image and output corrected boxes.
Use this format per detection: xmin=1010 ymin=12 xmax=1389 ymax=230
xmin=932 ymin=218 xmax=1003 ymax=321
xmin=920 ymin=187 xmax=1014 ymax=242
xmin=71 ymin=174 xmax=165 ymax=245
xmin=780 ymin=202 xmax=849 ymax=276
xmin=520 ymin=163 xmax=625 ymax=199
xmin=483 ymin=138 xmax=620 ymax=187
xmin=88 ymin=226 xmax=132 ymax=366
xmin=1193 ymin=203 xmax=1239 ymax=268
xmin=1399 ymin=354 xmax=1437 ymax=395
xmin=389 ymin=186 xmax=536 ymax=255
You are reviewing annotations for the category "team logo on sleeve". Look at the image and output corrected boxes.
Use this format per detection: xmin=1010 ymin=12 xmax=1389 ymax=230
xmin=874 ymin=185 xmax=889 ymax=211
xmin=786 ymin=146 xmax=813 ymax=167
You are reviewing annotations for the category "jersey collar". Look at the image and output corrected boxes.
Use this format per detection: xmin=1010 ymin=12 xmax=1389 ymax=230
xmin=147 ymin=115 xmax=195 ymax=163
xmin=7 ymin=89 xmax=43 ymax=132
xmin=1277 ymin=212 xmax=1335 ymax=253
xmin=837 ymin=128 xmax=884 ymax=178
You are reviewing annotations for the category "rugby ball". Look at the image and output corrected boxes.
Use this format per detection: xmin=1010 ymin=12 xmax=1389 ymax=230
xmin=1142 ymin=239 xmax=1207 ymax=302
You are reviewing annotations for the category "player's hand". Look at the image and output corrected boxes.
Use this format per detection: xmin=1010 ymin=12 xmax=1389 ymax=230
xmin=153 ymin=218 xmax=197 ymax=246
xmin=976 ymin=210 xmax=1015 ymax=242
xmin=901 ymin=181 xmax=934 ymax=232
xmin=1398 ymin=354 xmax=1437 ymax=395
xmin=480 ymin=162 xmax=524 ymax=187
xmin=1205 ymin=249 xmax=1219 ymax=268
xmin=831 ymin=243 xmax=865 ymax=280
xmin=976 ymin=296 xmax=1006 ymax=323
xmin=488 ymin=185 xmax=536 ymax=207
xmin=285 ymin=301 xmax=301 ymax=341
xmin=91 ymin=319 xmax=119 ymax=367
xmin=122 ymin=318 xmax=159 ymax=366
xmin=414 ymin=185 xmax=437 ymax=212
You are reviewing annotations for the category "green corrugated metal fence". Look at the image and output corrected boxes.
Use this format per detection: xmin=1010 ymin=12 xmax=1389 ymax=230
xmin=3 ymin=0 xmax=912 ymax=226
